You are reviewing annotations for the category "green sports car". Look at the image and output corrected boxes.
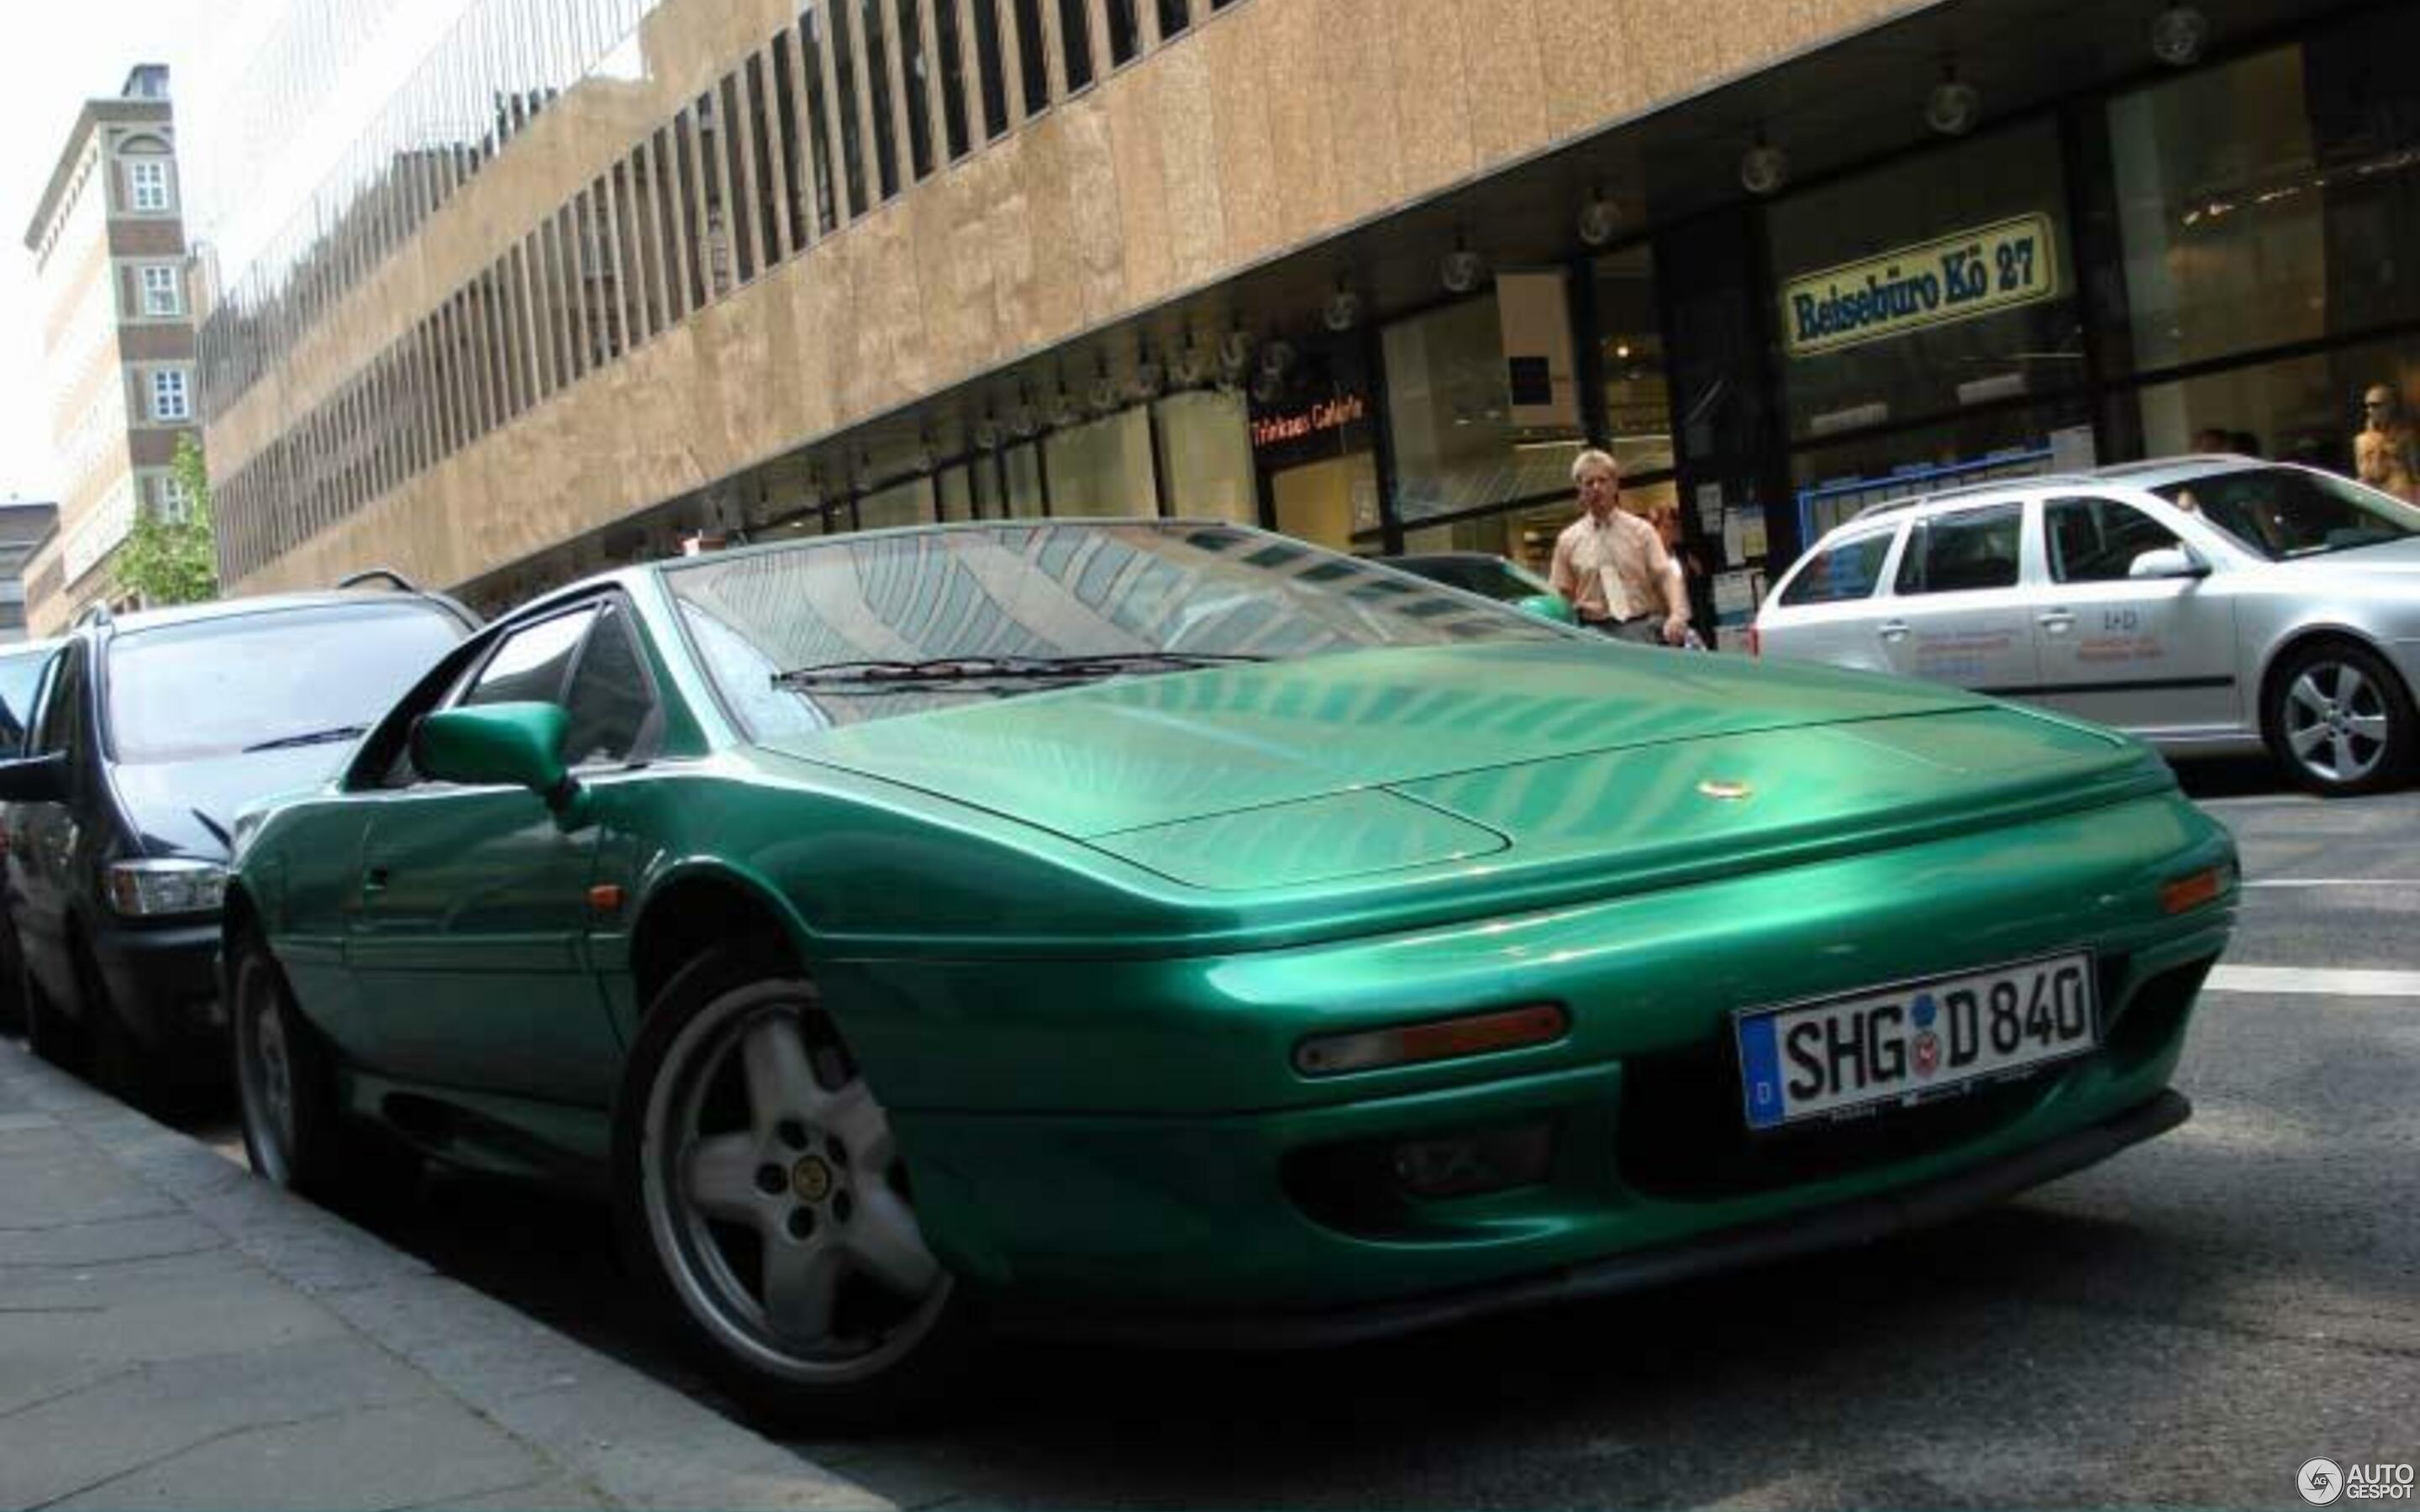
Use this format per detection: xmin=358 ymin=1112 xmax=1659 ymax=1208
xmin=224 ymin=520 xmax=2238 ymax=1425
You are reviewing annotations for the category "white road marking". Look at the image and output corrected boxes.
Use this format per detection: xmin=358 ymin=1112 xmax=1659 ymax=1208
xmin=2241 ymin=879 xmax=2420 ymax=889
xmin=2205 ymin=965 xmax=2420 ymax=997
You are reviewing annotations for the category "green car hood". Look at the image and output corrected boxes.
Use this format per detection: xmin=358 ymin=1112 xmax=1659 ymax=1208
xmin=761 ymin=643 xmax=2158 ymax=890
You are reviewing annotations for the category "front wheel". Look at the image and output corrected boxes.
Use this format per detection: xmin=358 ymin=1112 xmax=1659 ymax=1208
xmin=2263 ymin=640 xmax=2416 ymax=796
xmin=611 ymin=943 xmax=976 ymax=1430
xmin=229 ymin=932 xmax=346 ymax=1195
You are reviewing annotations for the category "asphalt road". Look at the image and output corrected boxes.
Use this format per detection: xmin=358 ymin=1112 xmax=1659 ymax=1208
xmin=129 ymin=755 xmax=2420 ymax=1508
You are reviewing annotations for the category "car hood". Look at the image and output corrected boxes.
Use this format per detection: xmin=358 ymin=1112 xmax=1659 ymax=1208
xmin=2256 ymin=535 xmax=2420 ymax=585
xmin=763 ymin=643 xmax=2160 ymax=889
xmin=110 ymin=745 xmax=346 ymax=863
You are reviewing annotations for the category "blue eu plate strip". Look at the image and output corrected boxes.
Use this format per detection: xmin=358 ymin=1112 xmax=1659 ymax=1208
xmin=1739 ymin=1015 xmax=1784 ymax=1130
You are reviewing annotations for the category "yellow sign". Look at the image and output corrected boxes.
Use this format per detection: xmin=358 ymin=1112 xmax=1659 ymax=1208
xmin=1781 ymin=214 xmax=2060 ymax=358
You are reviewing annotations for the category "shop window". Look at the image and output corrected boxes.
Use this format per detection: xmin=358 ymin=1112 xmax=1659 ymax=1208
xmin=1397 ymin=481 xmax=1676 ymax=580
xmin=1777 ymin=530 xmax=1895 ymax=607
xmin=1894 ymin=504 xmax=2023 ymax=595
xmin=1153 ymin=391 xmax=1254 ymax=523
xmin=858 ymin=476 xmax=935 ymax=530
xmin=1005 ymin=442 xmax=1046 ymax=517
xmin=939 ymin=466 xmax=975 ymax=521
xmin=2107 ymin=331 xmax=2420 ymax=480
xmin=1591 ymin=246 xmax=1675 ymax=477
xmin=1382 ymin=291 xmax=1585 ymax=525
xmin=1044 ymin=409 xmax=1155 ymax=516
xmin=2107 ymin=9 xmax=2420 ymax=376
xmin=1789 ymin=398 xmax=2091 ymax=549
xmin=1768 ymin=119 xmax=2078 ymax=444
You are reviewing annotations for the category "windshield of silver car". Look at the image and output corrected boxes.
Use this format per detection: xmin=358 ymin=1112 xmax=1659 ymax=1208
xmin=2154 ymin=465 xmax=2420 ymax=562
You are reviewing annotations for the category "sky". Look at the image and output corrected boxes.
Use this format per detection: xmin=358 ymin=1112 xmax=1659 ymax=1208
xmin=0 ymin=2 xmax=206 ymax=506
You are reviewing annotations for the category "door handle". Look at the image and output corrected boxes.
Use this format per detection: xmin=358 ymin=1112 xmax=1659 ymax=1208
xmin=2037 ymin=609 xmax=2075 ymax=631
xmin=362 ymin=865 xmax=392 ymax=895
xmin=1877 ymin=620 xmax=1910 ymax=642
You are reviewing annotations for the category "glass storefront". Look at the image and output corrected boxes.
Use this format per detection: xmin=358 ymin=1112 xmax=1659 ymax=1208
xmin=1153 ymin=391 xmax=1255 ymax=522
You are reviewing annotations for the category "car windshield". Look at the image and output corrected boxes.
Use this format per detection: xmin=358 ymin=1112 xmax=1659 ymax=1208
xmin=669 ymin=522 xmax=1570 ymax=734
xmin=1386 ymin=554 xmax=1551 ymax=602
xmin=2150 ymin=465 xmax=2420 ymax=561
xmin=107 ymin=602 xmax=465 ymax=764
xmin=0 ymin=645 xmax=52 ymax=758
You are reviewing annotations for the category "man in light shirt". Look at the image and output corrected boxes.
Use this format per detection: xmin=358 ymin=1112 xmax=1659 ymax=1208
xmin=1547 ymin=449 xmax=1690 ymax=646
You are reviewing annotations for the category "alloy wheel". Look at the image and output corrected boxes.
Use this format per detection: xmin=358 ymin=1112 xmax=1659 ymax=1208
xmin=233 ymin=957 xmax=297 ymax=1187
xmin=639 ymin=986 xmax=952 ymax=1384
xmin=2281 ymin=658 xmax=2391 ymax=789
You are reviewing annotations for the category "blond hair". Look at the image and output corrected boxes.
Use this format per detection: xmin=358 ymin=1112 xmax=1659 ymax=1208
xmin=1570 ymin=448 xmax=1620 ymax=485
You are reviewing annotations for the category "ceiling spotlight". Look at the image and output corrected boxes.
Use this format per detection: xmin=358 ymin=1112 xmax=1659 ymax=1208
xmin=973 ymin=412 xmax=1002 ymax=450
xmin=1925 ymin=64 xmax=1980 ymax=136
xmin=1739 ymin=135 xmax=1790 ymax=197
xmin=1049 ymin=386 xmax=1080 ymax=428
xmin=1577 ymin=189 xmax=1620 ymax=248
xmin=1091 ymin=372 xmax=1122 ymax=416
xmin=1249 ymin=368 xmax=1282 ymax=404
xmin=1439 ymin=234 xmax=1487 ymax=295
xmin=1173 ymin=336 xmax=1210 ymax=388
xmin=2149 ymin=3 xmax=2208 ymax=66
xmin=1129 ymin=345 xmax=1165 ymax=401
xmin=1259 ymin=336 xmax=1295 ymax=379
xmin=1219 ymin=322 xmax=1255 ymax=376
xmin=1323 ymin=279 xmax=1361 ymax=333
xmin=1008 ymin=386 xmax=1039 ymax=438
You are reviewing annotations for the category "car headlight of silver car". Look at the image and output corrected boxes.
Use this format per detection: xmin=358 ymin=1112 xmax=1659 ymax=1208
xmin=104 ymin=858 xmax=229 ymax=917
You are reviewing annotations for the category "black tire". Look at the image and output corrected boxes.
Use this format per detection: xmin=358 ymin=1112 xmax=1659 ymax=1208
xmin=229 ymin=929 xmax=350 ymax=1197
xmin=610 ymin=940 xmax=977 ymax=1431
xmin=0 ymin=921 xmax=24 ymax=1035
xmin=21 ymin=956 xmax=80 ymax=1070
xmin=75 ymin=938 xmax=158 ymax=1113
xmin=2262 ymin=639 xmax=2416 ymax=797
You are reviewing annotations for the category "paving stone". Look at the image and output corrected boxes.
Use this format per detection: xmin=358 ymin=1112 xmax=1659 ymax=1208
xmin=0 ymin=1211 xmax=226 ymax=1268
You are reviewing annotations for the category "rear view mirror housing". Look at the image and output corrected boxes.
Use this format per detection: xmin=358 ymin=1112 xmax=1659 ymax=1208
xmin=1514 ymin=593 xmax=1578 ymax=626
xmin=2128 ymin=546 xmax=2211 ymax=580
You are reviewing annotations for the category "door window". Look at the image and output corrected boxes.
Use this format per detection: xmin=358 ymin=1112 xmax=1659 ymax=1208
xmin=461 ymin=608 xmax=597 ymax=707
xmin=1895 ymin=504 xmax=2023 ymax=595
xmin=1778 ymin=530 xmax=1897 ymax=606
xmin=559 ymin=609 xmax=657 ymax=767
xmin=2045 ymin=496 xmax=2184 ymax=584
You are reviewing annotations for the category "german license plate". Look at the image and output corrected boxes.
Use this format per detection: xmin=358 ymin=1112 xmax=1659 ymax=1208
xmin=1734 ymin=951 xmax=2096 ymax=1131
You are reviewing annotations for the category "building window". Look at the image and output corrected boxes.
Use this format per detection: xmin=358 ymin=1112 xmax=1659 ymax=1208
xmin=149 ymin=368 xmax=190 ymax=422
xmin=127 ymin=159 xmax=171 ymax=213
xmin=155 ymin=471 xmax=195 ymax=522
xmin=139 ymin=264 xmax=181 ymax=317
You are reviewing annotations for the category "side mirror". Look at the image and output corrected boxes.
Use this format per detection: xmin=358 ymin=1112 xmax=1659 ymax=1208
xmin=1514 ymin=593 xmax=1578 ymax=626
xmin=411 ymin=703 xmax=587 ymax=822
xmin=2128 ymin=546 xmax=2211 ymax=580
xmin=0 ymin=752 xmax=69 ymax=803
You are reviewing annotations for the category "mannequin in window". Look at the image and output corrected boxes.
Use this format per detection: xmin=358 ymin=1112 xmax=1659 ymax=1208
xmin=2354 ymin=384 xmax=2419 ymax=505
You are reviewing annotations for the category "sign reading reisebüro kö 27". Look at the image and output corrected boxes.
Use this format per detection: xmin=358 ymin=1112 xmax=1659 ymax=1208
xmin=1781 ymin=213 xmax=2060 ymax=359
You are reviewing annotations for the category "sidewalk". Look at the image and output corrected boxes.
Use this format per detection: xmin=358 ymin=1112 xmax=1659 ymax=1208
xmin=0 ymin=1040 xmax=894 ymax=1511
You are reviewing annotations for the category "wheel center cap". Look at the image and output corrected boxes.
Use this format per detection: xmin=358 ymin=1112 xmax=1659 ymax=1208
xmin=790 ymin=1155 xmax=834 ymax=1204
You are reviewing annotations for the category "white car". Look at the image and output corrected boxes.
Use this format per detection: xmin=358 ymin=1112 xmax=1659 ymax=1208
xmin=1751 ymin=455 xmax=2420 ymax=795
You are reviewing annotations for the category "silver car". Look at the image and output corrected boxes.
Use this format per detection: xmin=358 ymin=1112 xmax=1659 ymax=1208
xmin=1751 ymin=455 xmax=2420 ymax=795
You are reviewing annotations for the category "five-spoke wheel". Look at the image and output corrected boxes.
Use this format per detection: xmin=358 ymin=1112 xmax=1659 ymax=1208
xmin=2265 ymin=640 xmax=2415 ymax=796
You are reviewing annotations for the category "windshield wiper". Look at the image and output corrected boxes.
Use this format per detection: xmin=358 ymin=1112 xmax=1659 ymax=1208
xmin=242 ymin=723 xmax=369 ymax=753
xmin=772 ymin=653 xmax=1265 ymax=689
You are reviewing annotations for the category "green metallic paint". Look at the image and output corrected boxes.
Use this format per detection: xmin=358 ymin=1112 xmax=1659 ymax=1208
xmin=413 ymin=703 xmax=571 ymax=794
xmin=230 ymin=550 xmax=2238 ymax=1327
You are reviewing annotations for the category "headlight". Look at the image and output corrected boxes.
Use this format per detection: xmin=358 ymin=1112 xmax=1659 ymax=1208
xmin=104 ymin=858 xmax=229 ymax=917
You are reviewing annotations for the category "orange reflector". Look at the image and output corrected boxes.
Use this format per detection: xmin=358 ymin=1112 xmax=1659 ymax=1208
xmin=2160 ymin=864 xmax=2229 ymax=915
xmin=587 ymin=884 xmax=625 ymax=913
xmin=1294 ymin=1003 xmax=1570 ymax=1077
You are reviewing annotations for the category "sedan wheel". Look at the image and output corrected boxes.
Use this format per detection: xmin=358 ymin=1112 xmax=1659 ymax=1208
xmin=2265 ymin=642 xmax=2415 ymax=796
xmin=615 ymin=946 xmax=972 ymax=1426
xmin=230 ymin=937 xmax=343 ymax=1195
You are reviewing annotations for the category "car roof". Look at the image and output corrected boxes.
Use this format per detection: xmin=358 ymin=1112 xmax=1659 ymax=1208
xmin=1845 ymin=454 xmax=2281 ymax=526
xmin=0 ymin=635 xmax=62 ymax=663
xmin=90 ymin=588 xmax=473 ymax=640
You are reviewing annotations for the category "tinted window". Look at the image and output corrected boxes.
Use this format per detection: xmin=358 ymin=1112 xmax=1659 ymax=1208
xmin=1780 ymin=532 xmax=1896 ymax=606
xmin=1388 ymin=555 xmax=1551 ymax=602
xmin=2150 ymin=465 xmax=2420 ymax=561
xmin=462 ymin=608 xmax=596 ymax=708
xmin=560 ymin=610 xmax=655 ymax=767
xmin=1895 ymin=505 xmax=2023 ymax=595
xmin=107 ymin=604 xmax=465 ymax=764
xmin=0 ymin=646 xmax=55 ymax=758
xmin=2046 ymin=496 xmax=2183 ymax=583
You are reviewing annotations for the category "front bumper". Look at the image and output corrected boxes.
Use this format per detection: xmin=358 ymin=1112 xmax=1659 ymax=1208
xmin=86 ymin=913 xmax=224 ymax=1053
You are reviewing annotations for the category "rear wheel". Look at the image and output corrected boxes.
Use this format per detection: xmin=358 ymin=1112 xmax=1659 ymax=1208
xmin=612 ymin=942 xmax=976 ymax=1430
xmin=2263 ymin=640 xmax=2416 ymax=796
xmin=229 ymin=931 xmax=347 ymax=1196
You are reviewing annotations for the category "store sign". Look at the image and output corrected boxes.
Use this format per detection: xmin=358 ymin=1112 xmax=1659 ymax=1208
xmin=1250 ymin=393 xmax=1365 ymax=449
xmin=1781 ymin=214 xmax=2059 ymax=359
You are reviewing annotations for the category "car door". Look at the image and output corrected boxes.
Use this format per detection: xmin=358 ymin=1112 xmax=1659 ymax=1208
xmin=1876 ymin=501 xmax=2043 ymax=697
xmin=2031 ymin=493 xmax=2241 ymax=737
xmin=346 ymin=600 xmax=644 ymax=1104
xmin=1757 ymin=522 xmax=1907 ymax=671
xmin=9 ymin=643 xmax=89 ymax=1010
